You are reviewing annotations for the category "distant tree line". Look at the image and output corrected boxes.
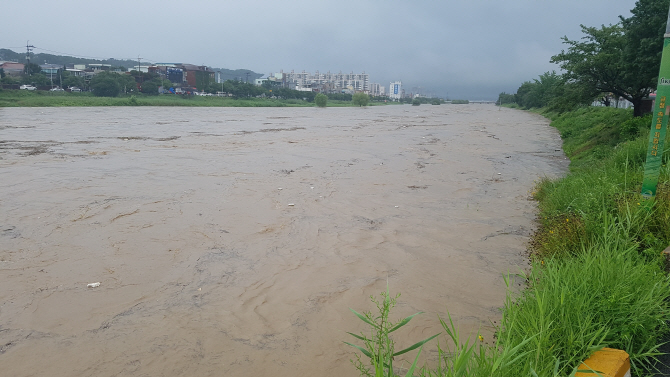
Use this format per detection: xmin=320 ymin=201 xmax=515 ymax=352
xmin=499 ymin=0 xmax=670 ymax=117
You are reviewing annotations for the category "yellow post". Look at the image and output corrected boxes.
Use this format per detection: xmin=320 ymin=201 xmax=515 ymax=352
xmin=575 ymin=348 xmax=630 ymax=377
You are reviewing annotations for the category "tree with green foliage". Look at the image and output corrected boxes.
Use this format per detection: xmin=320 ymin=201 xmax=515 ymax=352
xmin=140 ymin=78 xmax=161 ymax=95
xmin=160 ymin=79 xmax=172 ymax=90
xmin=497 ymin=92 xmax=515 ymax=106
xmin=315 ymin=93 xmax=327 ymax=107
xmin=23 ymin=63 xmax=41 ymax=76
xmin=514 ymin=71 xmax=565 ymax=109
xmin=90 ymin=71 xmax=122 ymax=97
xmin=352 ymin=92 xmax=369 ymax=107
xmin=195 ymin=71 xmax=213 ymax=92
xmin=619 ymin=0 xmax=670 ymax=94
xmin=412 ymin=98 xmax=421 ymax=106
xmin=302 ymin=91 xmax=316 ymax=102
xmin=0 ymin=68 xmax=5 ymax=79
xmin=117 ymin=74 xmax=137 ymax=94
xmin=23 ymin=73 xmax=49 ymax=86
xmin=60 ymin=71 xmax=84 ymax=89
xmin=1 ymin=75 xmax=20 ymax=85
xmin=327 ymin=93 xmax=352 ymax=101
xmin=224 ymin=80 xmax=265 ymax=97
xmin=545 ymin=81 xmax=599 ymax=113
xmin=551 ymin=0 xmax=670 ymax=116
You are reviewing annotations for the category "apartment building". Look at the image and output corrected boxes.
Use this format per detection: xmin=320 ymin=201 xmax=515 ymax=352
xmin=369 ymin=82 xmax=385 ymax=97
xmin=270 ymin=70 xmax=370 ymax=92
xmin=389 ymin=81 xmax=402 ymax=100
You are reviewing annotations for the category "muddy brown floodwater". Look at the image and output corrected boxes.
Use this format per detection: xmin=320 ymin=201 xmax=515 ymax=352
xmin=0 ymin=105 xmax=567 ymax=376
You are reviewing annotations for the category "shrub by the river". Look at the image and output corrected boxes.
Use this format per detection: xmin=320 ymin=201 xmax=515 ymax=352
xmin=352 ymin=92 xmax=370 ymax=107
xmin=315 ymin=93 xmax=327 ymax=107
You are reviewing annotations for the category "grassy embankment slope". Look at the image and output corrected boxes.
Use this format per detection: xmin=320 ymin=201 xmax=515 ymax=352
xmin=493 ymin=106 xmax=670 ymax=376
xmin=0 ymin=90 xmax=387 ymax=107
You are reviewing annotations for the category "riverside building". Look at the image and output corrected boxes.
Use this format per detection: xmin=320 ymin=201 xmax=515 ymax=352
xmin=389 ymin=81 xmax=402 ymax=100
xmin=268 ymin=70 xmax=370 ymax=92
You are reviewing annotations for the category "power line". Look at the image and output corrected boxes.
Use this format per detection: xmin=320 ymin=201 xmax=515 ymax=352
xmin=33 ymin=47 xmax=110 ymax=60
xmin=31 ymin=46 xmax=153 ymax=64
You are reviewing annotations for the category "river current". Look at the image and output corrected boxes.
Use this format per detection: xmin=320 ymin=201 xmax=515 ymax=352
xmin=0 ymin=105 xmax=566 ymax=376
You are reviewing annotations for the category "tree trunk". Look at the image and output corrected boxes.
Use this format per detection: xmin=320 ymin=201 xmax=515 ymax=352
xmin=632 ymin=98 xmax=644 ymax=117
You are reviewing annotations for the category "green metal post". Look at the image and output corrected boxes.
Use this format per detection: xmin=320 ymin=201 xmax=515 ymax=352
xmin=641 ymin=6 xmax=670 ymax=199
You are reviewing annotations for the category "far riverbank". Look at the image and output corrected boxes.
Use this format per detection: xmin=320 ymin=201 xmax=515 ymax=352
xmin=0 ymin=90 xmax=392 ymax=108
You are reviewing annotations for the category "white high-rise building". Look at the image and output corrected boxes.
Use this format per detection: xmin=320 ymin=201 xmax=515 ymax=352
xmin=269 ymin=70 xmax=370 ymax=92
xmin=389 ymin=81 xmax=402 ymax=100
xmin=369 ymin=83 xmax=386 ymax=97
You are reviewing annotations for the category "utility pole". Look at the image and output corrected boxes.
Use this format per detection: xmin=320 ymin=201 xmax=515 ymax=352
xmin=25 ymin=41 xmax=35 ymax=76
xmin=218 ymin=71 xmax=223 ymax=94
xmin=137 ymin=56 xmax=143 ymax=89
xmin=246 ymin=71 xmax=250 ymax=83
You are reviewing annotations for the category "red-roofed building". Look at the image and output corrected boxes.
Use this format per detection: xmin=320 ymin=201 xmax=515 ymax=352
xmin=0 ymin=62 xmax=25 ymax=76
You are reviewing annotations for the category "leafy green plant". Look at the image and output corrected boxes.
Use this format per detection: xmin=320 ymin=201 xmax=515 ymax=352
xmin=352 ymin=92 xmax=370 ymax=107
xmin=345 ymin=288 xmax=439 ymax=377
xmin=619 ymin=114 xmax=651 ymax=140
xmin=315 ymin=93 xmax=327 ymax=107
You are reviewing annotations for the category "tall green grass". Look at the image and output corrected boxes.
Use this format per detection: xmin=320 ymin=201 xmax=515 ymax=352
xmin=499 ymin=216 xmax=670 ymax=376
xmin=513 ymin=107 xmax=670 ymax=375
xmin=542 ymin=107 xmax=650 ymax=170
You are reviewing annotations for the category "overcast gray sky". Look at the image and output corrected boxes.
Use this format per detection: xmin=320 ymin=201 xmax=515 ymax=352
xmin=4 ymin=0 xmax=639 ymax=99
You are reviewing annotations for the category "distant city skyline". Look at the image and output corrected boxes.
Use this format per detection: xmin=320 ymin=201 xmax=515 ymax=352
xmin=3 ymin=0 xmax=639 ymax=100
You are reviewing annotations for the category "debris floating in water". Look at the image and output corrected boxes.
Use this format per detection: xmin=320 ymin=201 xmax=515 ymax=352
xmin=288 ymin=203 xmax=295 ymax=206
xmin=87 ymin=282 xmax=100 ymax=288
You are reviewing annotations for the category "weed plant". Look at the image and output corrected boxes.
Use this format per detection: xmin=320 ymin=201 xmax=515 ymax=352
xmin=345 ymin=289 xmax=439 ymax=377
xmin=346 ymin=290 xmax=533 ymax=377
xmin=416 ymin=313 xmax=533 ymax=377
